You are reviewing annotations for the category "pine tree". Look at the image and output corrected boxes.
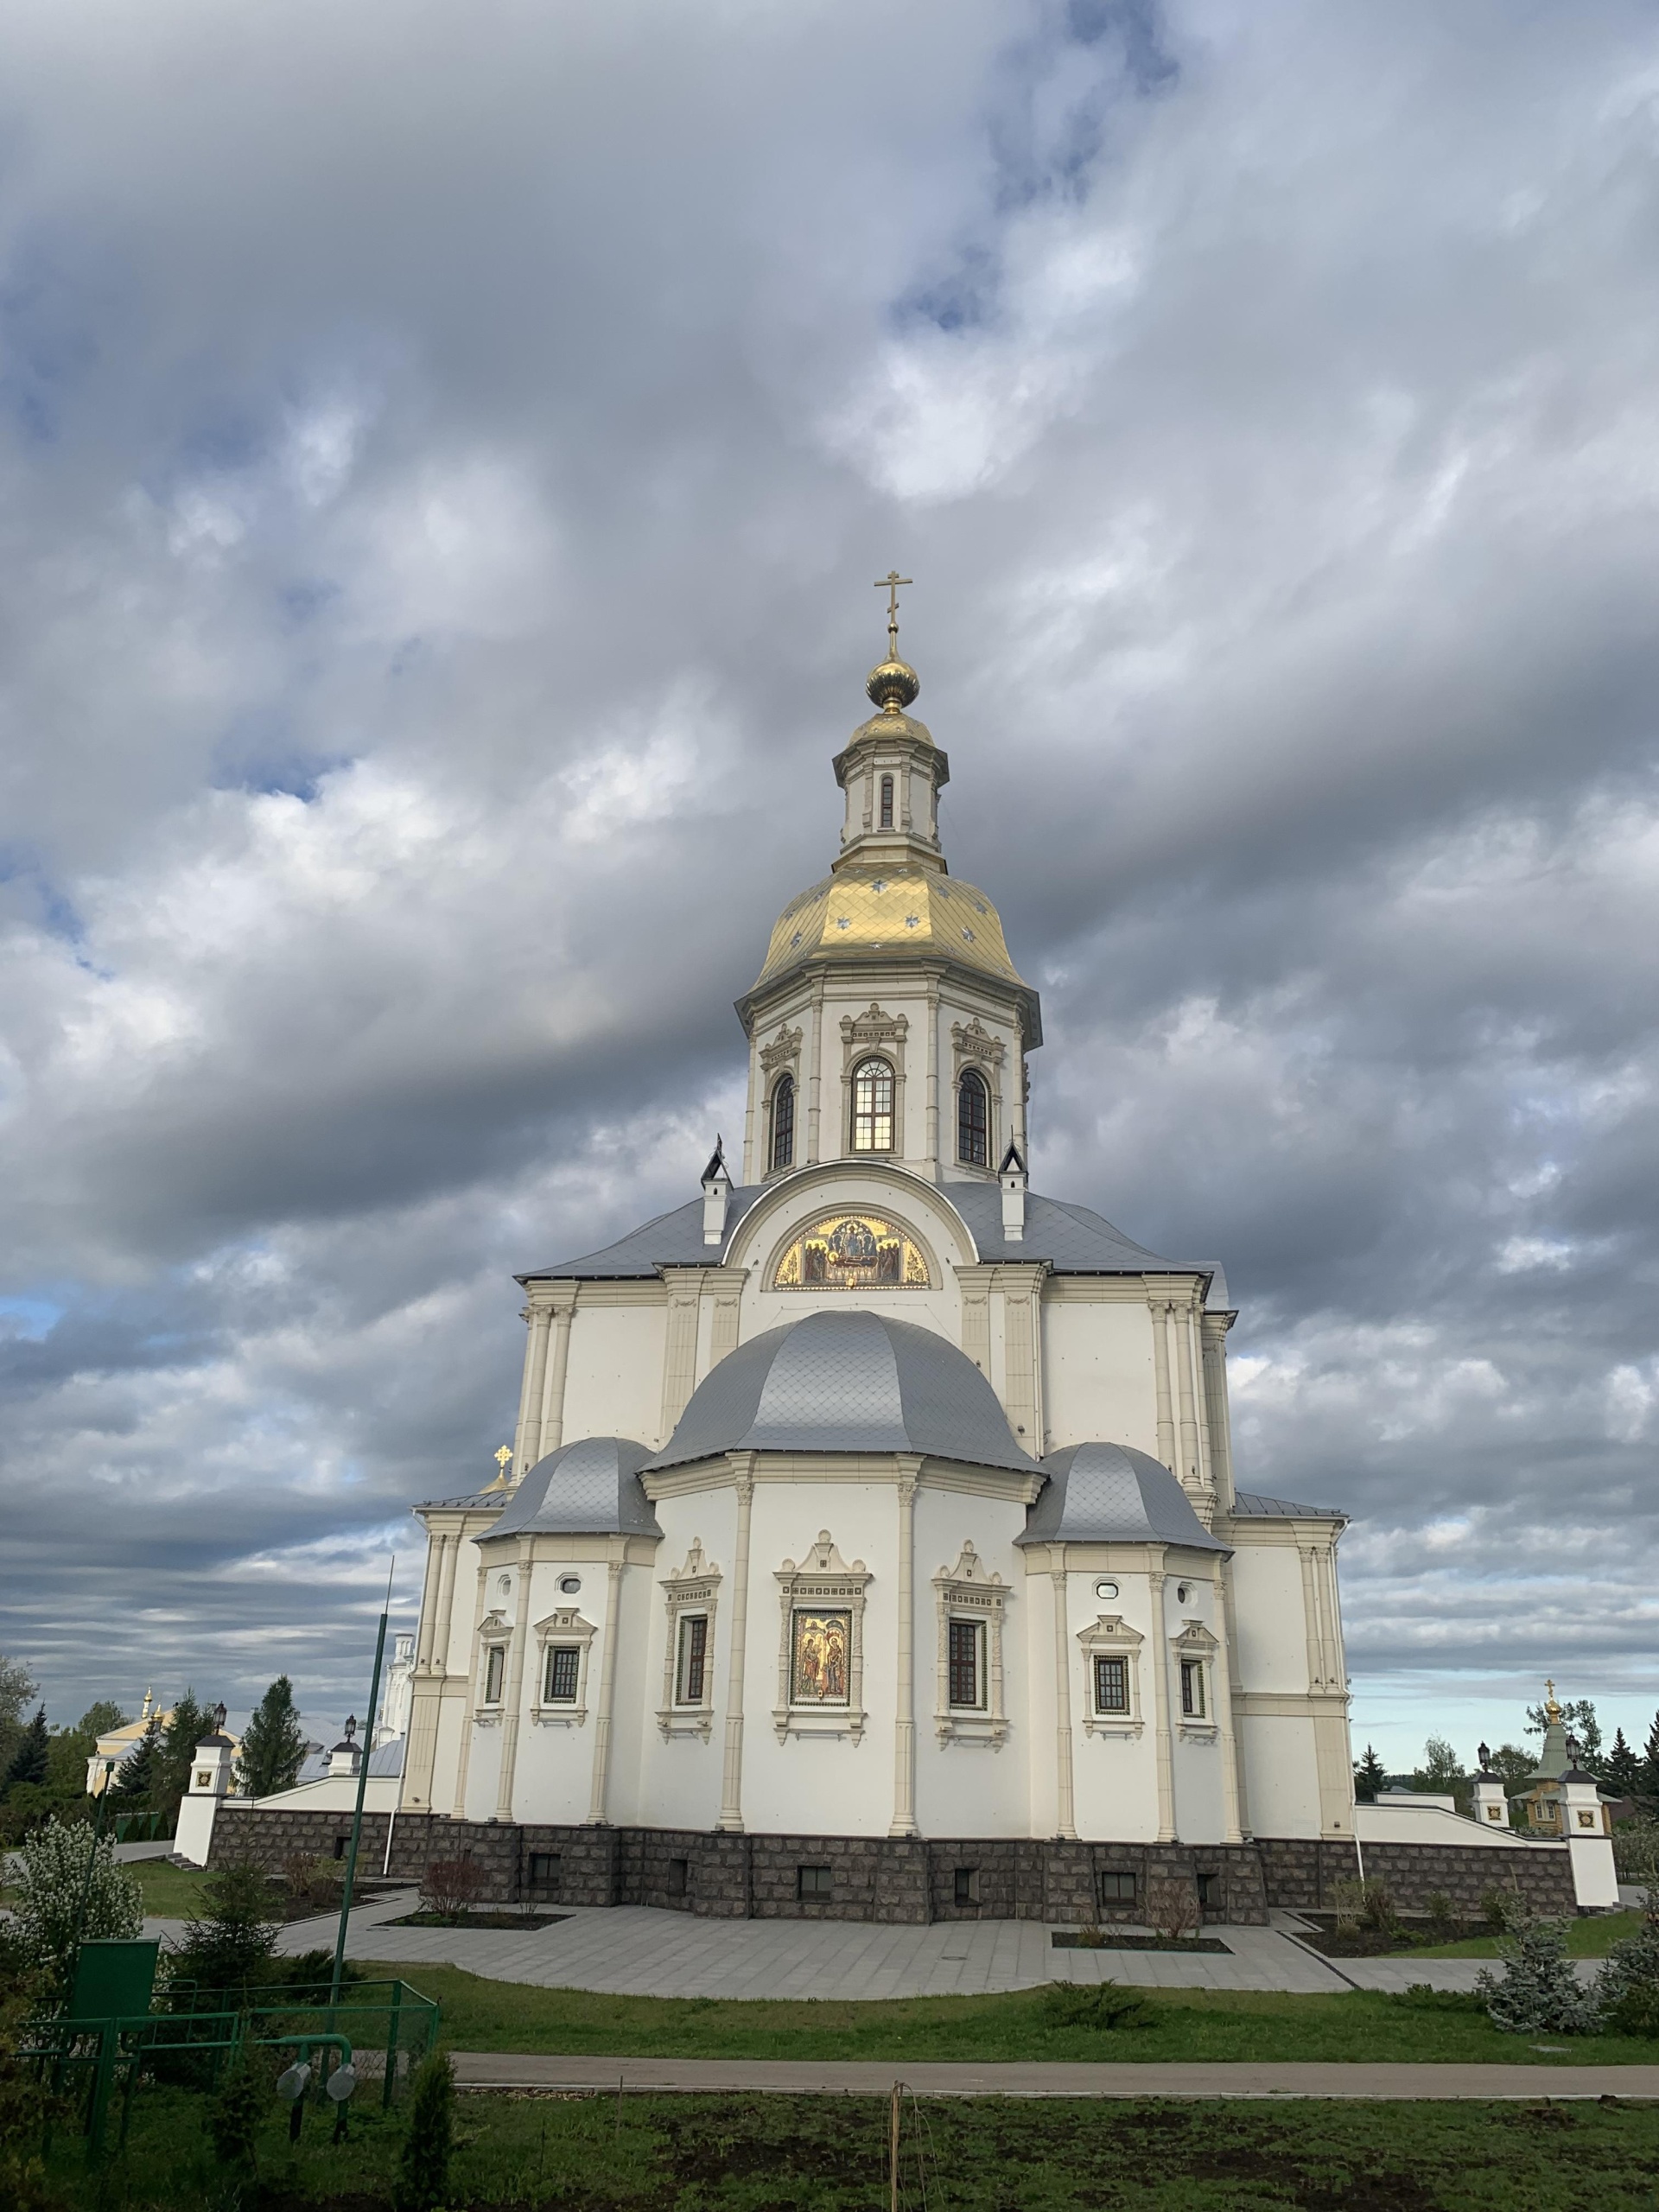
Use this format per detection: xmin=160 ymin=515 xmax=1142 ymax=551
xmin=396 ymin=2051 xmax=455 ymax=2212
xmin=1642 ymin=1710 xmax=1659 ymax=1806
xmin=0 ymin=1655 xmax=39 ymax=1784
xmin=1603 ymin=1728 xmax=1642 ymax=1798
xmin=170 ymin=1863 xmax=279 ymax=2007
xmin=1352 ymin=1745 xmax=1387 ymax=1802
xmin=156 ymin=1692 xmax=210 ymax=1815
xmin=207 ymin=2030 xmax=270 ymax=2172
xmin=235 ymin=1677 xmax=306 ymax=1798
xmin=112 ymin=1714 xmax=162 ymax=1803
xmin=2 ymin=1708 xmax=48 ymax=1794
xmin=1474 ymin=1915 xmax=1602 ymax=2036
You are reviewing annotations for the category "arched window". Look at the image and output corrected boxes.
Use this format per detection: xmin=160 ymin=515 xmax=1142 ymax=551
xmin=769 ymin=1074 xmax=795 ymax=1173
xmin=850 ymin=1057 xmax=894 ymax=1153
xmin=957 ymin=1069 xmax=989 ymax=1166
xmin=879 ymin=774 xmax=894 ymax=830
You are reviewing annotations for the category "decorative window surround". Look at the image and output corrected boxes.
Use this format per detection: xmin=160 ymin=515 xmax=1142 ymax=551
xmin=932 ymin=1542 xmax=1009 ymax=1748
xmin=474 ymin=1608 xmax=511 ymax=1727
xmin=531 ymin=1605 xmax=596 ymax=1727
xmin=1172 ymin=1618 xmax=1220 ymax=1739
xmin=658 ymin=1540 xmax=721 ymax=1742
xmin=773 ymin=1532 xmax=871 ymax=1742
xmin=840 ymin=1004 xmax=907 ymax=1156
xmin=950 ymin=1019 xmax=1005 ymax=1174
xmin=1076 ymin=1614 xmax=1146 ymax=1738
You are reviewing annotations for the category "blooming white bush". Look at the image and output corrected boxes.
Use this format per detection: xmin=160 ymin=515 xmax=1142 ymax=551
xmin=10 ymin=1818 xmax=143 ymax=1980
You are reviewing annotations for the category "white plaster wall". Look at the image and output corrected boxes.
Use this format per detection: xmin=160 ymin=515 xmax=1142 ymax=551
xmin=461 ymin=1713 xmax=505 ymax=1822
xmin=1039 ymin=1302 xmax=1160 ymax=1458
xmin=738 ymin=1478 xmax=896 ymax=1836
xmin=1225 ymin=1542 xmax=1310 ymax=1694
xmin=1021 ymin=1562 xmax=1062 ymax=1836
xmin=1065 ymin=1569 xmax=1162 ymax=1843
xmin=558 ymin=1306 xmax=666 ymax=1450
xmin=1238 ymin=1715 xmax=1322 ymax=1838
xmin=508 ymin=1556 xmax=609 ymax=1827
xmin=1166 ymin=1573 xmax=1226 ymax=1843
xmin=911 ymin=1487 xmax=1030 ymax=1838
xmin=629 ymin=1488 xmax=736 ymax=1832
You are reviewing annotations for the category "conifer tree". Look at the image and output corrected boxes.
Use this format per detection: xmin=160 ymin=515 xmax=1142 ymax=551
xmin=156 ymin=1692 xmax=210 ymax=1815
xmin=1475 ymin=1915 xmax=1602 ymax=2035
xmin=2 ymin=1707 xmax=48 ymax=1794
xmin=1643 ymin=1710 xmax=1659 ymax=1806
xmin=396 ymin=2051 xmax=455 ymax=2212
xmin=235 ymin=1676 xmax=306 ymax=1798
xmin=1352 ymin=1745 xmax=1387 ymax=1802
xmin=1603 ymin=1727 xmax=1642 ymax=1798
xmin=112 ymin=1713 xmax=162 ymax=1802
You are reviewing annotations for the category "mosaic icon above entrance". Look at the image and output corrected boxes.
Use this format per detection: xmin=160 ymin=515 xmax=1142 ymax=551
xmin=771 ymin=1211 xmax=931 ymax=1291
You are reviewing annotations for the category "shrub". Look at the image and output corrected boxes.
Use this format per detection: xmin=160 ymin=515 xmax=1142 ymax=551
xmin=1611 ymin=1815 xmax=1659 ymax=1889
xmin=1593 ymin=1910 xmax=1659 ymax=2023
xmin=0 ymin=1965 xmax=67 ymax=2211
xmin=7 ymin=1816 xmax=142 ymax=1986
xmin=419 ymin=1854 xmax=484 ymax=1921
xmin=1474 ymin=1916 xmax=1601 ymax=2036
xmin=1605 ymin=1983 xmax=1659 ymax=2038
xmin=166 ymin=1861 xmax=279 ymax=2009
xmin=1425 ymin=1892 xmax=1457 ymax=1941
xmin=396 ymin=2050 xmax=455 ymax=2212
xmin=206 ymin=2031 xmax=270 ymax=2173
xmin=1330 ymin=1877 xmax=1398 ymax=1937
xmin=278 ymin=1948 xmax=364 ymax=2003
xmin=1040 ymin=1980 xmax=1149 ymax=2031
xmin=1145 ymin=1878 xmax=1200 ymax=1942
xmin=1480 ymin=1885 xmax=1520 ymax=1932
xmin=282 ymin=1852 xmax=344 ymax=1913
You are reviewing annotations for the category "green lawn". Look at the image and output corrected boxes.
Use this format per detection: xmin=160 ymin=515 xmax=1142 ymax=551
xmin=1408 ymin=1910 xmax=1643 ymax=1959
xmin=128 ymin=1859 xmax=215 ymax=1916
xmin=45 ymin=2083 xmax=1659 ymax=2209
xmin=358 ymin=1958 xmax=1659 ymax=2067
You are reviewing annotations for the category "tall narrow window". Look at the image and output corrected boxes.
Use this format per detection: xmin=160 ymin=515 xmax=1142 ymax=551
xmin=483 ymin=1644 xmax=505 ymax=1703
xmin=1093 ymin=1656 xmax=1129 ymax=1715
xmin=1180 ymin=1658 xmax=1206 ymax=1719
xmin=676 ymin=1614 xmax=708 ymax=1705
xmin=947 ymin=1619 xmax=984 ymax=1708
xmin=957 ymin=1070 xmax=989 ymax=1166
xmin=879 ymin=773 xmax=894 ymax=829
xmin=769 ymin=1074 xmax=795 ymax=1172
xmin=543 ymin=1646 xmax=581 ymax=1703
xmin=851 ymin=1057 xmax=894 ymax=1152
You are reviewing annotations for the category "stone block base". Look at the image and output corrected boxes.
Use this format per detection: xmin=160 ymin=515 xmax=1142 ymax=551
xmin=206 ymin=1811 xmax=1574 ymax=1925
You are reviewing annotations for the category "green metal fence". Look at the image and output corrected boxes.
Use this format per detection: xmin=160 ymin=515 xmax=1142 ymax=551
xmin=23 ymin=1978 xmax=441 ymax=2156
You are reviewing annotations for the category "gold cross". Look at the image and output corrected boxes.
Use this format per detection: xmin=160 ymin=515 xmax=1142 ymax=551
xmin=493 ymin=1445 xmax=513 ymax=1475
xmin=874 ymin=569 xmax=912 ymax=660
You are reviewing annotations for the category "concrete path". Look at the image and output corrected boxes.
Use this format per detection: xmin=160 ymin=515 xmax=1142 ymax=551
xmin=449 ymin=2051 xmax=1659 ymax=2100
xmin=135 ymin=1891 xmax=1600 ymax=2002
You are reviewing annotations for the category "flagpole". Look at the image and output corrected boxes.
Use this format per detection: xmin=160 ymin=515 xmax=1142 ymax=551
xmin=329 ymin=1557 xmax=394 ymax=2005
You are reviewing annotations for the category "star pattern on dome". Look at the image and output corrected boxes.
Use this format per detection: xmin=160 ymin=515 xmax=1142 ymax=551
xmin=872 ymin=878 xmax=887 ymax=892
xmin=905 ymin=915 xmax=919 ymax=928
xmin=962 ymin=927 xmax=976 ymax=941
xmin=835 ymin=917 xmax=851 ymax=930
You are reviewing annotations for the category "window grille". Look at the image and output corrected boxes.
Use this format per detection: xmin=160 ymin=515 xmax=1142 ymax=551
xmin=957 ymin=1069 xmax=988 ymax=1166
xmin=543 ymin=1645 xmax=581 ymax=1703
xmin=1180 ymin=1659 xmax=1206 ymax=1718
xmin=879 ymin=773 xmax=894 ymax=829
xmin=677 ymin=1614 xmax=708 ymax=1705
xmin=1093 ymin=1656 xmax=1129 ymax=1714
xmin=769 ymin=1074 xmax=795 ymax=1171
xmin=483 ymin=1644 xmax=505 ymax=1703
xmin=948 ymin=1618 xmax=984 ymax=1708
xmin=851 ymin=1057 xmax=894 ymax=1152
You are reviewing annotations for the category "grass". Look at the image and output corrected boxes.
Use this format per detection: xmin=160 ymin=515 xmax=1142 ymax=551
xmin=42 ymin=2082 xmax=1659 ymax=2209
xmin=1409 ymin=1910 xmax=1644 ymax=1959
xmin=358 ymin=1958 xmax=1659 ymax=2067
xmin=127 ymin=1859 xmax=215 ymax=1917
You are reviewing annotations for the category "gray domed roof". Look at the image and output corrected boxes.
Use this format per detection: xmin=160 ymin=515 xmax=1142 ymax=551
xmin=1018 ymin=1442 xmax=1228 ymax=1551
xmin=647 ymin=1311 xmax=1036 ymax=1473
xmin=485 ymin=1434 xmax=661 ymax=1540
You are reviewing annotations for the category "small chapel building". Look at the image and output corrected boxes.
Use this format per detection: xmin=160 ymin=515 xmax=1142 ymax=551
xmin=383 ymin=619 xmax=1375 ymax=1924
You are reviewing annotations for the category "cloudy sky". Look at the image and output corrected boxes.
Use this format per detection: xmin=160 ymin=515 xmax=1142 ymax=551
xmin=3 ymin=0 xmax=1656 ymax=1770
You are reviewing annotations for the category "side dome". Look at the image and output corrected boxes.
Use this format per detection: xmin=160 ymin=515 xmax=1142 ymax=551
xmin=1018 ymin=1442 xmax=1229 ymax=1551
xmin=486 ymin=1434 xmax=660 ymax=1540
xmin=646 ymin=1311 xmax=1036 ymax=1473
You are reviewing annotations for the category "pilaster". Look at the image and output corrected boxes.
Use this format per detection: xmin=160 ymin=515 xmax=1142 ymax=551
xmin=1049 ymin=1554 xmax=1077 ymax=1840
xmin=889 ymin=1460 xmax=920 ymax=1838
xmin=586 ymin=1549 xmax=627 ymax=1825
xmin=1148 ymin=1566 xmax=1176 ymax=1842
xmin=718 ymin=1458 xmax=757 ymax=1832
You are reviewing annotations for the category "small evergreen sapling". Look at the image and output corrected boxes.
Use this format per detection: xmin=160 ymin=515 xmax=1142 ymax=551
xmin=168 ymin=1862 xmax=279 ymax=2008
xmin=1474 ymin=1915 xmax=1601 ymax=2035
xmin=396 ymin=2050 xmax=455 ymax=2212
xmin=1593 ymin=1909 xmax=1659 ymax=2034
xmin=3 ymin=1707 xmax=49 ymax=1794
xmin=207 ymin=2031 xmax=270 ymax=2174
xmin=1352 ymin=1745 xmax=1387 ymax=1802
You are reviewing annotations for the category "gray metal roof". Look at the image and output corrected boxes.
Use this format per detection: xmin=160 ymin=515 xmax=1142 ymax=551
xmin=1230 ymin=1489 xmax=1347 ymax=1522
xmin=646 ymin=1310 xmax=1037 ymax=1473
xmin=522 ymin=1179 xmax=1228 ymax=1303
xmin=485 ymin=1434 xmax=661 ymax=1541
xmin=1019 ymin=1442 xmax=1229 ymax=1551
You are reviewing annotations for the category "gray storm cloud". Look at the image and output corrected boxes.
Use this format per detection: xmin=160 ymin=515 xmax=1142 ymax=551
xmin=1 ymin=0 xmax=1656 ymax=1764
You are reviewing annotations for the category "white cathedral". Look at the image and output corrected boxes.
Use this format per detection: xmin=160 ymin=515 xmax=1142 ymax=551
xmin=397 ymin=615 xmax=1357 ymax=1920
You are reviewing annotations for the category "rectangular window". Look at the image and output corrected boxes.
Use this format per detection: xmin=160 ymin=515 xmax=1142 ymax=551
xmin=947 ymin=1618 xmax=984 ymax=1708
xmin=543 ymin=1645 xmax=581 ymax=1704
xmin=1097 ymin=1870 xmax=1135 ymax=1904
xmin=333 ymin=1834 xmax=347 ymax=1861
xmin=483 ymin=1643 xmax=505 ymax=1703
xmin=1180 ymin=1659 xmax=1205 ymax=1718
xmin=676 ymin=1615 xmax=708 ymax=1704
xmin=798 ymin=1865 xmax=833 ymax=1899
xmin=953 ymin=1866 xmax=978 ymax=1907
xmin=1093 ymin=1656 xmax=1129 ymax=1714
xmin=1195 ymin=1872 xmax=1217 ymax=1909
xmin=880 ymin=773 xmax=894 ymax=830
xmin=527 ymin=1852 xmax=560 ymax=1894
xmin=666 ymin=1857 xmax=690 ymax=1897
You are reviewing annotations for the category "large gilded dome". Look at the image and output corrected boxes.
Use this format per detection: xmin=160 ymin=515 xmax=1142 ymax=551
xmin=751 ymin=864 xmax=1027 ymax=994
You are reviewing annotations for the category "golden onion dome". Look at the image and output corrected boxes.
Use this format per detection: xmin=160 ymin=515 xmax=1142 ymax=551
xmin=866 ymin=657 xmax=920 ymax=713
xmin=751 ymin=865 xmax=1028 ymax=995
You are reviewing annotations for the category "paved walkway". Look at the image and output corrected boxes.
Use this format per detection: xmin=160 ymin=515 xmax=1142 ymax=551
xmin=450 ymin=2052 xmax=1659 ymax=2100
xmin=136 ymin=1891 xmax=1604 ymax=2001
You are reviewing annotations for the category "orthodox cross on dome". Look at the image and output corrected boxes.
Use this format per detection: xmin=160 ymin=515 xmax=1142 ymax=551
xmin=874 ymin=569 xmax=912 ymax=661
